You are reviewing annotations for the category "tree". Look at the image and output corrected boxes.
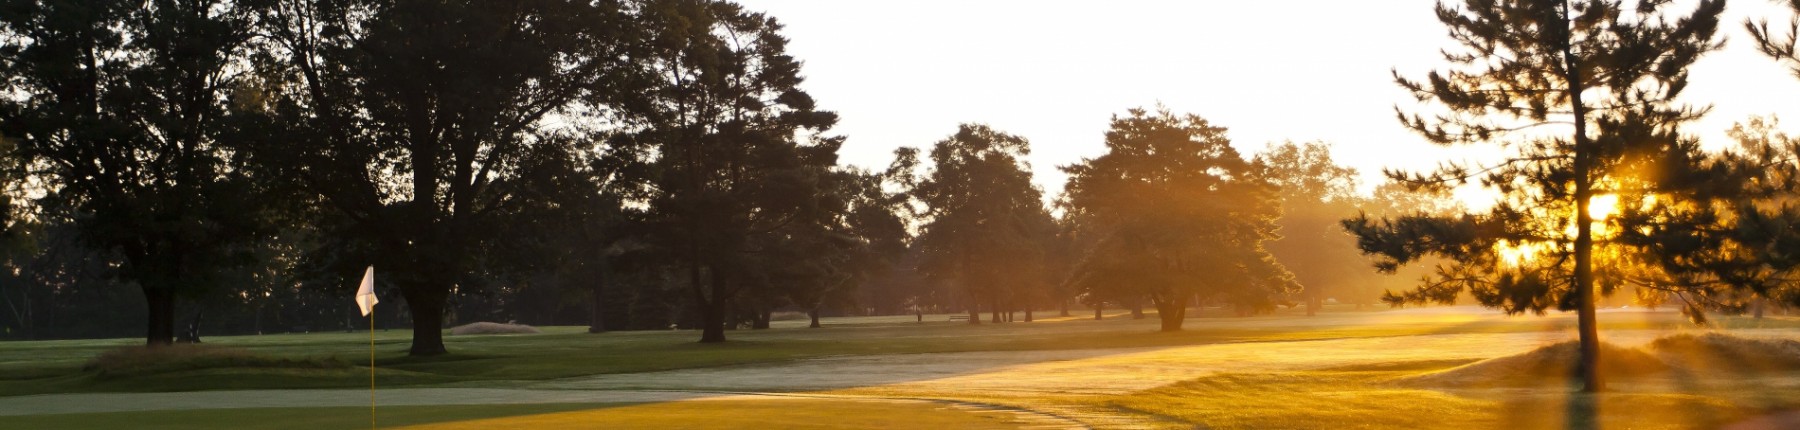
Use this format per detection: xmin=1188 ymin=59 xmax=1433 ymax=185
xmin=0 ymin=0 xmax=269 ymax=346
xmin=1062 ymin=107 xmax=1295 ymax=332
xmin=251 ymin=0 xmax=636 ymax=355
xmin=1347 ymin=0 xmax=1725 ymax=392
xmin=1749 ymin=1 xmax=1800 ymax=79
xmin=623 ymin=0 xmax=842 ymax=343
xmin=910 ymin=125 xmax=1054 ymax=324
xmin=1258 ymin=142 xmax=1367 ymax=315
xmin=1611 ymin=117 xmax=1800 ymax=321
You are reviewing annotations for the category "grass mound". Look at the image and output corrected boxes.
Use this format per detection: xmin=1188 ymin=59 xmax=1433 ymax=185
xmin=1397 ymin=340 xmax=1667 ymax=387
xmin=1649 ymin=332 xmax=1800 ymax=373
xmin=83 ymin=344 xmax=349 ymax=379
xmin=449 ymin=322 xmax=541 ymax=335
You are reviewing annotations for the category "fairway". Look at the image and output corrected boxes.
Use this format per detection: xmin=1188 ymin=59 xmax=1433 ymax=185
xmin=7 ymin=306 xmax=1800 ymax=429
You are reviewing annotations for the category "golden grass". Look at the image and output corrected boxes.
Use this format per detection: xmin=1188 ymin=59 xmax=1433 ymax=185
xmin=391 ymin=397 xmax=1045 ymax=430
xmin=1398 ymin=340 xmax=1667 ymax=388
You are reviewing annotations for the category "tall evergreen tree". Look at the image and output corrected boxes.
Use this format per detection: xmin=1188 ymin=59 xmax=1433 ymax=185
xmin=1346 ymin=0 xmax=1725 ymax=391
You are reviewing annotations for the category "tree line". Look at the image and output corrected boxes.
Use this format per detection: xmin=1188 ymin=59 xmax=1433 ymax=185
xmin=0 ymin=0 xmax=1446 ymax=354
xmin=9 ymin=0 xmax=1800 ymax=380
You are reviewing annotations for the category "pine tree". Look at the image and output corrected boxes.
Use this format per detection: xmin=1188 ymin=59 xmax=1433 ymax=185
xmin=1345 ymin=0 xmax=1724 ymax=392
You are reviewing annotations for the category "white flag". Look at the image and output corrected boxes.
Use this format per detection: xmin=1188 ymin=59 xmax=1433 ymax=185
xmin=355 ymin=266 xmax=378 ymax=317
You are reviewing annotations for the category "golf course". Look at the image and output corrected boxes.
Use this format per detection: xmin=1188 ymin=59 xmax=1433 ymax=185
xmin=6 ymin=305 xmax=1800 ymax=429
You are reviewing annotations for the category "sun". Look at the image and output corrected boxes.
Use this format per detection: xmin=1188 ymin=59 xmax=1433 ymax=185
xmin=1588 ymin=194 xmax=1619 ymax=221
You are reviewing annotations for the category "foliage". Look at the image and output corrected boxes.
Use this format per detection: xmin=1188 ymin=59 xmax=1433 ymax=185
xmin=909 ymin=125 xmax=1056 ymax=323
xmin=1346 ymin=0 xmax=1726 ymax=391
xmin=1257 ymin=142 xmax=1373 ymax=312
xmin=1062 ymin=107 xmax=1294 ymax=331
xmin=247 ymin=0 xmax=637 ymax=354
xmin=620 ymin=0 xmax=843 ymax=342
xmin=0 ymin=0 xmax=272 ymax=346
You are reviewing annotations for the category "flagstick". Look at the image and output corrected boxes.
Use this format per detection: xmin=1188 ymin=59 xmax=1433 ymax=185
xmin=370 ymin=311 xmax=376 ymax=429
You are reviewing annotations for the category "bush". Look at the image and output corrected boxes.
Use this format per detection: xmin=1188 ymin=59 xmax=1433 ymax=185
xmin=84 ymin=344 xmax=349 ymax=379
xmin=449 ymin=322 xmax=541 ymax=335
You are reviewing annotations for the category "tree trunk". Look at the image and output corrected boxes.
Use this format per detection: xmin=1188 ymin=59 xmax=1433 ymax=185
xmin=1059 ymin=299 xmax=1070 ymax=317
xmin=1565 ymin=36 xmax=1603 ymax=393
xmin=1754 ymin=298 xmax=1766 ymax=319
xmin=807 ymin=308 xmax=821 ymax=328
xmin=1155 ymin=297 xmax=1186 ymax=332
xmin=990 ymin=298 xmax=1002 ymax=323
xmin=1129 ymin=298 xmax=1145 ymax=320
xmin=402 ymin=285 xmax=448 ymax=356
xmin=179 ymin=309 xmax=204 ymax=343
xmin=697 ymin=268 xmax=729 ymax=343
xmin=588 ymin=261 xmax=607 ymax=333
xmin=144 ymin=287 xmax=175 ymax=347
xmin=752 ymin=309 xmax=772 ymax=329
xmin=699 ymin=300 xmax=727 ymax=342
xmin=1024 ymin=307 xmax=1033 ymax=322
xmin=1094 ymin=302 xmax=1104 ymax=320
xmin=967 ymin=306 xmax=981 ymax=325
xmin=1305 ymin=292 xmax=1321 ymax=316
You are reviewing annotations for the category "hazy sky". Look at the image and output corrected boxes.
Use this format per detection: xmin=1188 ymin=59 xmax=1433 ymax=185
xmin=732 ymin=0 xmax=1800 ymax=203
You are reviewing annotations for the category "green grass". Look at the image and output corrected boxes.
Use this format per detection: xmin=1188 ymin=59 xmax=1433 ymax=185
xmin=9 ymin=306 xmax=1800 ymax=429
xmin=3 ymin=306 xmax=1796 ymax=396
xmin=6 ymin=403 xmax=630 ymax=430
xmin=7 ymin=399 xmax=1048 ymax=430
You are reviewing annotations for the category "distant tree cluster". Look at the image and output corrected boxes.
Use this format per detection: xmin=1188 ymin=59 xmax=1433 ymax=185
xmin=22 ymin=0 xmax=1737 ymax=368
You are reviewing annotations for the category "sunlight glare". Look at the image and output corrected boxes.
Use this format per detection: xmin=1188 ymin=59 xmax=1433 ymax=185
xmin=1588 ymin=194 xmax=1619 ymax=221
xmin=1495 ymin=239 xmax=1547 ymax=267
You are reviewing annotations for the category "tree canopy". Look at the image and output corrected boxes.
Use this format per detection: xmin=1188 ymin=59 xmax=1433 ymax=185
xmin=1063 ymin=107 xmax=1294 ymax=332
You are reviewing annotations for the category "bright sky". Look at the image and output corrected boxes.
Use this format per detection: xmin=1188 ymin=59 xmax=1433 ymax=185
xmin=734 ymin=0 xmax=1800 ymax=204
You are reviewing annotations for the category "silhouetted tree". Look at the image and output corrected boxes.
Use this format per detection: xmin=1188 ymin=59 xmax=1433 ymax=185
xmin=0 ymin=0 xmax=270 ymax=346
xmin=1258 ymin=142 xmax=1366 ymax=315
xmin=910 ymin=125 xmax=1054 ymax=324
xmin=1749 ymin=1 xmax=1800 ymax=78
xmin=1611 ymin=117 xmax=1800 ymax=321
xmin=251 ymin=0 xmax=636 ymax=355
xmin=1348 ymin=0 xmax=1725 ymax=392
xmin=622 ymin=0 xmax=842 ymax=343
xmin=1063 ymin=107 xmax=1295 ymax=332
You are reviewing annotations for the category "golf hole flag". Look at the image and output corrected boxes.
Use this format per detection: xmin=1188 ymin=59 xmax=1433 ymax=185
xmin=356 ymin=266 xmax=378 ymax=316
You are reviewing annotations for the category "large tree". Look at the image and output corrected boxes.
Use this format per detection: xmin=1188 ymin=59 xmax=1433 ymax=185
xmin=910 ymin=125 xmax=1054 ymax=324
xmin=1258 ymin=142 xmax=1367 ymax=315
xmin=1063 ymin=107 xmax=1294 ymax=332
xmin=0 ymin=0 xmax=269 ymax=346
xmin=623 ymin=0 xmax=842 ymax=343
xmin=1347 ymin=0 xmax=1725 ymax=391
xmin=251 ymin=0 xmax=635 ymax=355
